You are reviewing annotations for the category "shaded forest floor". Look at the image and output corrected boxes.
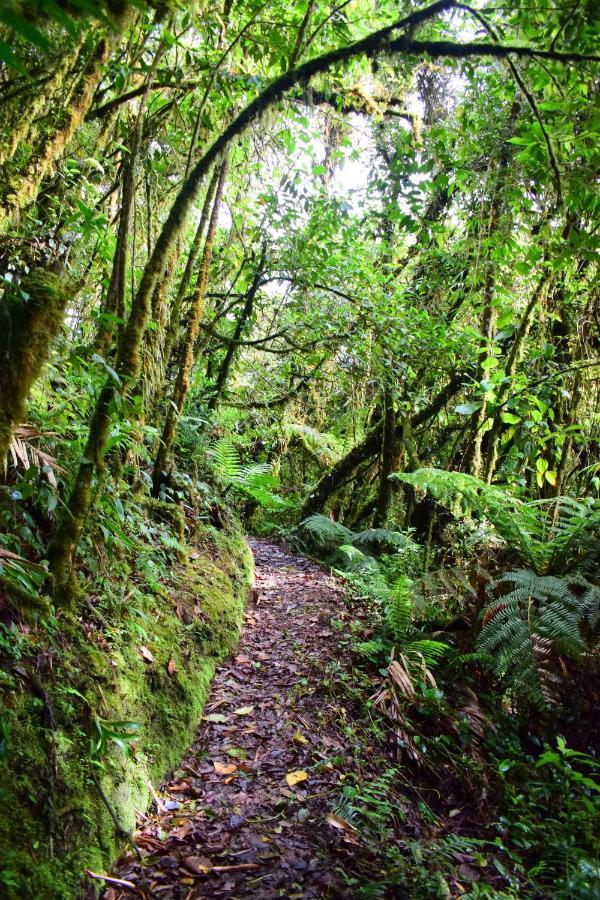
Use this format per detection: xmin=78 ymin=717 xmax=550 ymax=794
xmin=106 ymin=539 xmax=408 ymax=898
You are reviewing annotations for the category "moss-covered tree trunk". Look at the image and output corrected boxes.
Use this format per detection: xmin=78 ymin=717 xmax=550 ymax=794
xmin=373 ymin=384 xmax=396 ymax=527
xmin=0 ymin=33 xmax=87 ymax=171
xmin=484 ymin=264 xmax=551 ymax=481
xmin=0 ymin=14 xmax=131 ymax=227
xmin=151 ymin=161 xmax=228 ymax=497
xmin=207 ymin=243 xmax=266 ymax=412
xmin=300 ymin=374 xmax=465 ymax=520
xmin=149 ymin=170 xmax=220 ymax=422
xmin=0 ymin=271 xmax=71 ymax=463
xmin=94 ymin=46 xmax=161 ymax=356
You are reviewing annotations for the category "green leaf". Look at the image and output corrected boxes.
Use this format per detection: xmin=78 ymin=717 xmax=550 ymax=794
xmin=454 ymin=402 xmax=482 ymax=416
xmin=0 ymin=39 xmax=29 ymax=76
xmin=0 ymin=12 xmax=50 ymax=50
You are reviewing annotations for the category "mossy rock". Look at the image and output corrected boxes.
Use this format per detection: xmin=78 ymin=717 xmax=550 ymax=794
xmin=0 ymin=519 xmax=252 ymax=898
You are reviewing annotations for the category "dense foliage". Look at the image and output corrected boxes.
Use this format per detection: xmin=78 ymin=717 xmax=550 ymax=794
xmin=0 ymin=0 xmax=599 ymax=895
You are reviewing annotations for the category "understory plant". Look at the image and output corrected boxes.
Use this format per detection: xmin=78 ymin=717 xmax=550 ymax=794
xmin=210 ymin=438 xmax=288 ymax=510
xmin=395 ymin=469 xmax=600 ymax=707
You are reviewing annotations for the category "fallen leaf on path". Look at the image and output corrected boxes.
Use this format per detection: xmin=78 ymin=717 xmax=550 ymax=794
xmin=184 ymin=855 xmax=213 ymax=874
xmin=214 ymin=761 xmax=237 ymax=775
xmin=140 ymin=645 xmax=154 ymax=662
xmin=227 ymin=747 xmax=248 ymax=759
xmin=167 ymin=658 xmax=177 ymax=674
xmin=234 ymin=705 xmax=254 ymax=715
xmin=286 ymin=770 xmax=308 ymax=787
xmin=205 ymin=713 xmax=229 ymax=723
xmin=326 ymin=813 xmax=360 ymax=844
xmin=293 ymin=730 xmax=309 ymax=745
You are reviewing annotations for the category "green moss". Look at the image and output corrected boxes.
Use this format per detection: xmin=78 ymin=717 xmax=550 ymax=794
xmin=0 ymin=519 xmax=252 ymax=898
xmin=0 ymin=270 xmax=71 ymax=463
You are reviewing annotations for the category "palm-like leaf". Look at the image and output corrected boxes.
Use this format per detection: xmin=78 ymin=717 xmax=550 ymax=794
xmin=394 ymin=468 xmax=600 ymax=574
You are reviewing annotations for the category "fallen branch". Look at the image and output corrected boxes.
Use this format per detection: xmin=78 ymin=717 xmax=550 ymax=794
xmin=85 ymin=870 xmax=140 ymax=891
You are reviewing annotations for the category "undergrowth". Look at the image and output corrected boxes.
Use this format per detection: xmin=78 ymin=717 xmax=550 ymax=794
xmin=299 ymin=501 xmax=600 ymax=898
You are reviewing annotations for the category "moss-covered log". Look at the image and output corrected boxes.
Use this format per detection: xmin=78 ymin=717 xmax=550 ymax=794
xmin=0 ymin=270 xmax=71 ymax=463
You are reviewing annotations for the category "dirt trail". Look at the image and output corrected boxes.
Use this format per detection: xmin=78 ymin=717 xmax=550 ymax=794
xmin=106 ymin=539 xmax=376 ymax=899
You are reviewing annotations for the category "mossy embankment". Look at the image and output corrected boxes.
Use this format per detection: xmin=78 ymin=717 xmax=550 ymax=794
xmin=0 ymin=510 xmax=252 ymax=898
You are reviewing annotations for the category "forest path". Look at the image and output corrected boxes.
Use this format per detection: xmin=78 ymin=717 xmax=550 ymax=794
xmin=106 ymin=539 xmax=380 ymax=899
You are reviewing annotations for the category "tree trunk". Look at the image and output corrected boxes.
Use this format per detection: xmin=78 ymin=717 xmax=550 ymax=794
xmin=300 ymin=373 xmax=465 ymax=520
xmin=373 ymin=384 xmax=395 ymax=527
xmin=484 ymin=265 xmax=551 ymax=481
xmin=0 ymin=271 xmax=71 ymax=462
xmin=95 ymin=43 xmax=164 ymax=357
xmin=207 ymin=244 xmax=266 ymax=412
xmin=151 ymin=161 xmax=228 ymax=497
xmin=159 ymin=170 xmax=220 ymax=386
xmin=0 ymin=15 xmax=131 ymax=227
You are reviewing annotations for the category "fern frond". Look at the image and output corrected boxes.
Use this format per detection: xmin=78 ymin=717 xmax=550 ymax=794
xmin=581 ymin=581 xmax=600 ymax=629
xmin=386 ymin=576 xmax=412 ymax=645
xmin=335 ymin=544 xmax=380 ymax=574
xmin=283 ymin=422 xmax=343 ymax=467
xmin=406 ymin=639 xmax=449 ymax=667
xmin=394 ymin=468 xmax=600 ymax=575
xmin=351 ymin=528 xmax=420 ymax=556
xmin=299 ymin=514 xmax=353 ymax=549
xmin=210 ymin=439 xmax=286 ymax=508
xmin=211 ymin=439 xmax=243 ymax=478
xmin=479 ymin=568 xmax=597 ymax=707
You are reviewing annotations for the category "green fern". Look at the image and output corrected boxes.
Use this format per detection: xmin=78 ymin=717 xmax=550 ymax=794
xmin=210 ymin=439 xmax=287 ymax=509
xmin=212 ymin=438 xmax=244 ymax=479
xmin=406 ymin=639 xmax=449 ymax=668
xmin=350 ymin=528 xmax=422 ymax=568
xmin=283 ymin=422 xmax=343 ymax=466
xmin=386 ymin=576 xmax=449 ymax=669
xmin=299 ymin=514 xmax=353 ymax=550
xmin=478 ymin=569 xmax=597 ymax=707
xmin=336 ymin=544 xmax=380 ymax=574
xmin=394 ymin=468 xmax=600 ymax=574
xmin=386 ymin=576 xmax=412 ymax=645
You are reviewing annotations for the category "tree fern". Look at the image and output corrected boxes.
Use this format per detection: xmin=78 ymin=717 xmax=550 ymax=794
xmin=479 ymin=569 xmax=597 ymax=707
xmin=394 ymin=468 xmax=600 ymax=574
